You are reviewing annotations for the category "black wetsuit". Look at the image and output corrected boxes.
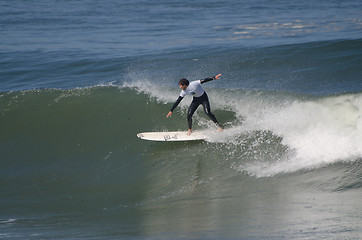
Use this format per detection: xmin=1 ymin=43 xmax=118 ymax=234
xmin=170 ymin=77 xmax=221 ymax=129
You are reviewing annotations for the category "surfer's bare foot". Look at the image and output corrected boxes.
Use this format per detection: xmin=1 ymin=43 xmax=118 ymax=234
xmin=187 ymin=129 xmax=192 ymax=135
xmin=217 ymin=127 xmax=223 ymax=132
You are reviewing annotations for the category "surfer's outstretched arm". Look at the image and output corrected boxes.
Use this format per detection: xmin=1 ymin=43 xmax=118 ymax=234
xmin=167 ymin=96 xmax=184 ymax=118
xmin=200 ymin=73 xmax=222 ymax=84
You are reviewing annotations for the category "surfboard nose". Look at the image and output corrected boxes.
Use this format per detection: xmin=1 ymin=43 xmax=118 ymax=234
xmin=137 ymin=133 xmax=144 ymax=138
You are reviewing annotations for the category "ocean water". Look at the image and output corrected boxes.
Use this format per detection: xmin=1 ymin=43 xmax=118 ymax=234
xmin=1 ymin=0 xmax=362 ymax=239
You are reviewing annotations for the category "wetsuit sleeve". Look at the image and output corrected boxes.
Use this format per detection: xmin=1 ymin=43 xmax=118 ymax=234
xmin=200 ymin=76 xmax=215 ymax=84
xmin=170 ymin=96 xmax=184 ymax=112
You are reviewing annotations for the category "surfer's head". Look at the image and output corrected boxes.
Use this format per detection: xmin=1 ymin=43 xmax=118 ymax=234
xmin=179 ymin=78 xmax=189 ymax=90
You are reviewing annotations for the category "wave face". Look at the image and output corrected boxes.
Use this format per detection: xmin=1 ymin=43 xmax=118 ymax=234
xmin=1 ymin=86 xmax=361 ymax=183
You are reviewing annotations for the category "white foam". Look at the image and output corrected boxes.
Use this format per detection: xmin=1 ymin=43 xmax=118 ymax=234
xmin=232 ymin=93 xmax=362 ymax=177
xmin=0 ymin=219 xmax=16 ymax=224
xmin=196 ymin=90 xmax=362 ymax=177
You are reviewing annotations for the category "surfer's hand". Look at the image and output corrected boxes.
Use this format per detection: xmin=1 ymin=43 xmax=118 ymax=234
xmin=214 ymin=74 xmax=222 ymax=80
xmin=167 ymin=111 xmax=172 ymax=118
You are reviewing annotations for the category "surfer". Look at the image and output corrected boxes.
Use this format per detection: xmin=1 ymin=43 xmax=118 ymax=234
xmin=167 ymin=74 xmax=223 ymax=135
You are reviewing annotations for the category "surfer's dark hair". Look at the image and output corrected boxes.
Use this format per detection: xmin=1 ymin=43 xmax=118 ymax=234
xmin=179 ymin=78 xmax=189 ymax=86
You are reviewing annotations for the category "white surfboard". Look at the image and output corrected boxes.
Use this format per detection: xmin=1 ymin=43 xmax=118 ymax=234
xmin=137 ymin=131 xmax=207 ymax=142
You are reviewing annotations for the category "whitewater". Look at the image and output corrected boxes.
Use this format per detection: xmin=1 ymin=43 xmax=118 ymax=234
xmin=123 ymin=77 xmax=362 ymax=177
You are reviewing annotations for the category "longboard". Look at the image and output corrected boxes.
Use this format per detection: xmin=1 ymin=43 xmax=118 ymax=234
xmin=137 ymin=131 xmax=207 ymax=142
